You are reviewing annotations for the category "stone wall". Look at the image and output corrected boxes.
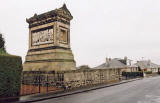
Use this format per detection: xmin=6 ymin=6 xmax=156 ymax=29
xmin=21 ymin=68 xmax=121 ymax=91
xmin=63 ymin=69 xmax=121 ymax=89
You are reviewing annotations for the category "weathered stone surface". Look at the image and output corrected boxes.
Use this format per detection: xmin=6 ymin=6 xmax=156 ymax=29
xmin=22 ymin=68 xmax=121 ymax=90
xmin=63 ymin=69 xmax=121 ymax=88
xmin=23 ymin=4 xmax=76 ymax=71
xmin=26 ymin=4 xmax=73 ymax=28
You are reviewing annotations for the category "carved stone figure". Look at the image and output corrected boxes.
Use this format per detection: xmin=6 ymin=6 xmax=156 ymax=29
xmin=32 ymin=28 xmax=53 ymax=45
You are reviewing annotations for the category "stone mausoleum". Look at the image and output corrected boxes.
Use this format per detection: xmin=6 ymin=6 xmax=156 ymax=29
xmin=23 ymin=4 xmax=76 ymax=71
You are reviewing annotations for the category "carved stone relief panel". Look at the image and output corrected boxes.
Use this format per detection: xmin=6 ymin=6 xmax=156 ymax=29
xmin=59 ymin=27 xmax=68 ymax=44
xmin=31 ymin=26 xmax=54 ymax=46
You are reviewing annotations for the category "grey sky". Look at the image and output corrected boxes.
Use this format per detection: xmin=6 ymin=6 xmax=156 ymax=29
xmin=0 ymin=0 xmax=160 ymax=67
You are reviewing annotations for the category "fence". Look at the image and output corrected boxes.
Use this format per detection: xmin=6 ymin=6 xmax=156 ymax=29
xmin=20 ymin=68 xmax=121 ymax=96
xmin=21 ymin=71 xmax=64 ymax=95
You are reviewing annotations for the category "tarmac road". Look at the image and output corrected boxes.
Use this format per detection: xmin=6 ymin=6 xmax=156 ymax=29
xmin=34 ymin=76 xmax=160 ymax=103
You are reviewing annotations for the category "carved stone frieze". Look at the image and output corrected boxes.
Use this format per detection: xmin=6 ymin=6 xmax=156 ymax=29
xmin=31 ymin=26 xmax=54 ymax=46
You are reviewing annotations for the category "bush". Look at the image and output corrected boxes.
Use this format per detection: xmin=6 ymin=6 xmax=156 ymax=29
xmin=0 ymin=49 xmax=6 ymax=55
xmin=0 ymin=33 xmax=6 ymax=51
xmin=0 ymin=54 xmax=22 ymax=98
xmin=122 ymin=72 xmax=143 ymax=78
xmin=144 ymin=71 xmax=152 ymax=74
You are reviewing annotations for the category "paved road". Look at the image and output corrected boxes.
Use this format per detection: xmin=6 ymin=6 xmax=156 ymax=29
xmin=35 ymin=76 xmax=160 ymax=103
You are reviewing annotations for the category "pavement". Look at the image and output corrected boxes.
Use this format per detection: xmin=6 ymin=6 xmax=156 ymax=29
xmin=17 ymin=78 xmax=142 ymax=103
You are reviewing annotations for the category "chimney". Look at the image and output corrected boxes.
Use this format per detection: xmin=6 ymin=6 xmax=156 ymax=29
xmin=148 ymin=60 xmax=151 ymax=66
xmin=123 ymin=56 xmax=128 ymax=65
xmin=106 ymin=57 xmax=111 ymax=63
xmin=124 ymin=56 xmax=127 ymax=60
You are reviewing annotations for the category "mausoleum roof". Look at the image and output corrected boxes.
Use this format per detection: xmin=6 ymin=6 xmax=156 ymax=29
xmin=26 ymin=4 xmax=73 ymax=24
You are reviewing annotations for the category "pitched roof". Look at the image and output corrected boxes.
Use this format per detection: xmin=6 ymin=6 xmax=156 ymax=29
xmin=134 ymin=60 xmax=159 ymax=69
xmin=93 ymin=58 xmax=127 ymax=69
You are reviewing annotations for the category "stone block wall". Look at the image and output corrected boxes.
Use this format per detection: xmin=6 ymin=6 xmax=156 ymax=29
xmin=21 ymin=68 xmax=121 ymax=92
xmin=63 ymin=69 xmax=121 ymax=89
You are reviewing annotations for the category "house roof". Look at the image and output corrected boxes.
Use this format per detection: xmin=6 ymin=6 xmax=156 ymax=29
xmin=134 ymin=60 xmax=159 ymax=69
xmin=93 ymin=58 xmax=127 ymax=69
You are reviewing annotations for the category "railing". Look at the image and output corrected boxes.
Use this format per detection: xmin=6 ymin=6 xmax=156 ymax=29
xmin=20 ymin=71 xmax=64 ymax=96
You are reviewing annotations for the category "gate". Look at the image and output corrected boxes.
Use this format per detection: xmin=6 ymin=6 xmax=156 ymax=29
xmin=20 ymin=71 xmax=64 ymax=96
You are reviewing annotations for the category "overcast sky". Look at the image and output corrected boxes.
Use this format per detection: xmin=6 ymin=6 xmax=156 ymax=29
xmin=0 ymin=0 xmax=160 ymax=67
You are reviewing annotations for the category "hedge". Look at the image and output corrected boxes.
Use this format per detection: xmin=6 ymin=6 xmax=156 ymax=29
xmin=0 ymin=54 xmax=22 ymax=99
xmin=122 ymin=72 xmax=143 ymax=78
xmin=144 ymin=71 xmax=152 ymax=74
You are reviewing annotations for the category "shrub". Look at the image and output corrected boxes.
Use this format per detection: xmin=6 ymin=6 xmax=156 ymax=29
xmin=122 ymin=72 xmax=143 ymax=77
xmin=0 ymin=54 xmax=22 ymax=98
xmin=144 ymin=71 xmax=152 ymax=74
xmin=0 ymin=33 xmax=6 ymax=52
xmin=0 ymin=33 xmax=22 ymax=101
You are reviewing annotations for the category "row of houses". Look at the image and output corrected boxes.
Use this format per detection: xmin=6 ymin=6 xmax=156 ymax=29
xmin=78 ymin=57 xmax=160 ymax=73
